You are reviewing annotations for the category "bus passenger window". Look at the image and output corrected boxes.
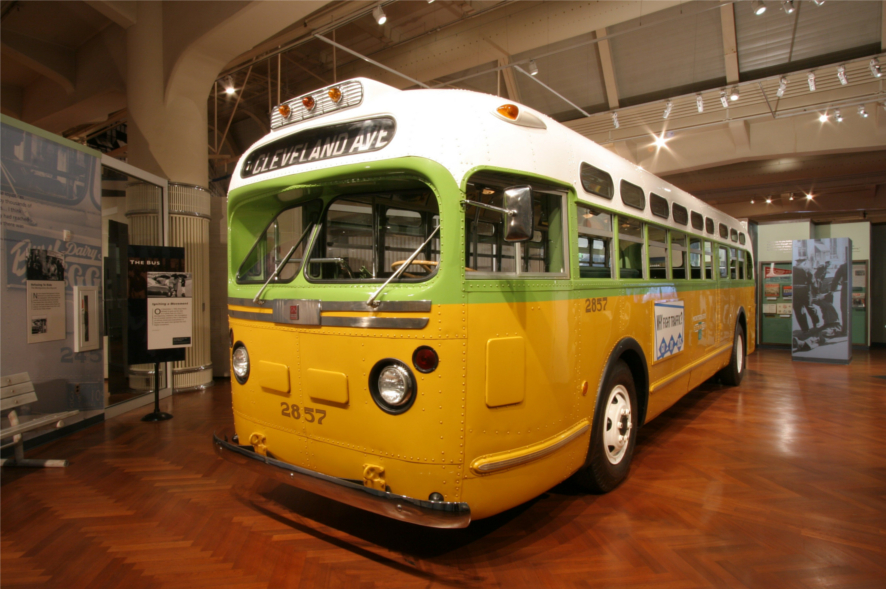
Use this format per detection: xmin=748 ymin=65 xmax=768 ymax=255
xmin=576 ymin=204 xmax=612 ymax=279
xmin=730 ymin=247 xmax=738 ymax=279
xmin=738 ymin=250 xmax=746 ymax=279
xmin=522 ymin=192 xmax=565 ymax=273
xmin=719 ymin=246 xmax=728 ymax=279
xmin=620 ymin=180 xmax=646 ymax=211
xmin=671 ymin=232 xmax=686 ymax=279
xmin=618 ymin=216 xmax=644 ymax=279
xmin=746 ymin=251 xmax=754 ymax=279
xmin=704 ymin=241 xmax=713 ymax=279
xmin=580 ymin=163 xmax=614 ymax=199
xmin=648 ymin=225 xmax=668 ymax=280
xmin=689 ymin=237 xmax=702 ymax=279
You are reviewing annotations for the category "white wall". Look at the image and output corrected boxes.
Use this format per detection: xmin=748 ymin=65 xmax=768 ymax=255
xmin=756 ymin=220 xmax=811 ymax=262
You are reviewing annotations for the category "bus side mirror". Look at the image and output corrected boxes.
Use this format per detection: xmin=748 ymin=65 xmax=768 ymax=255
xmin=503 ymin=185 xmax=534 ymax=242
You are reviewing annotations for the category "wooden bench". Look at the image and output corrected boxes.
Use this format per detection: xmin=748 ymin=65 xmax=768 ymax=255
xmin=1 ymin=373 xmax=79 ymax=468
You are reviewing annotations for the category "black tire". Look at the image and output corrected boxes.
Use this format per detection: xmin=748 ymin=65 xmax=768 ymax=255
xmin=719 ymin=322 xmax=746 ymax=386
xmin=573 ymin=360 xmax=638 ymax=493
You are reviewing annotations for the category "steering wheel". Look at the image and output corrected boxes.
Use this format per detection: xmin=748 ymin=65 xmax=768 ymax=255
xmin=392 ymin=260 xmax=438 ymax=278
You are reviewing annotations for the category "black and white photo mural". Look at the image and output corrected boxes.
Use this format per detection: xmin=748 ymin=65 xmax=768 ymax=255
xmin=791 ymin=238 xmax=852 ymax=364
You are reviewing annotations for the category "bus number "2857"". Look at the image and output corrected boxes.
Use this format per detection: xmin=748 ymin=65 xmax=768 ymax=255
xmin=280 ymin=402 xmax=327 ymax=424
xmin=585 ymin=297 xmax=608 ymax=313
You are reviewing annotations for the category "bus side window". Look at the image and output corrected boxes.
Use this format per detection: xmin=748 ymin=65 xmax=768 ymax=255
xmin=576 ymin=203 xmax=613 ymax=279
xmin=719 ymin=245 xmax=728 ymax=279
xmin=618 ymin=216 xmax=644 ymax=279
xmin=648 ymin=225 xmax=668 ymax=280
xmin=523 ymin=192 xmax=565 ymax=274
xmin=730 ymin=247 xmax=738 ymax=279
xmin=746 ymin=251 xmax=754 ymax=279
xmin=671 ymin=231 xmax=687 ymax=279
xmin=738 ymin=249 xmax=746 ymax=280
xmin=689 ymin=237 xmax=702 ymax=279
xmin=704 ymin=241 xmax=713 ymax=279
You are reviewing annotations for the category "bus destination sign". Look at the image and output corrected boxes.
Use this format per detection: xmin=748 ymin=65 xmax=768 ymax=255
xmin=241 ymin=117 xmax=396 ymax=178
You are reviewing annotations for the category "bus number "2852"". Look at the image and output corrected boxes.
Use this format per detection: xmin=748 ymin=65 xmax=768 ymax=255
xmin=585 ymin=297 xmax=608 ymax=313
xmin=280 ymin=402 xmax=327 ymax=424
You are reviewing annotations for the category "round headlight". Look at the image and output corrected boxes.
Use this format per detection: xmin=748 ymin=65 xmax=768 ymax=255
xmin=369 ymin=359 xmax=416 ymax=414
xmin=232 ymin=343 xmax=250 ymax=384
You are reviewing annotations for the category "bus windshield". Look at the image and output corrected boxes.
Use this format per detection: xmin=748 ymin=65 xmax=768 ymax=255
xmin=305 ymin=189 xmax=440 ymax=282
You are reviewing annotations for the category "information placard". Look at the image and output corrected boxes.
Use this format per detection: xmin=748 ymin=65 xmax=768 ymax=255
xmin=654 ymin=299 xmax=684 ymax=362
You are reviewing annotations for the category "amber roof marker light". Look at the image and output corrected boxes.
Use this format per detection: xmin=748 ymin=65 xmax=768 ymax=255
xmin=277 ymin=104 xmax=291 ymax=118
xmin=497 ymin=104 xmax=519 ymax=120
xmin=328 ymin=87 xmax=343 ymax=103
xmin=302 ymin=96 xmax=316 ymax=111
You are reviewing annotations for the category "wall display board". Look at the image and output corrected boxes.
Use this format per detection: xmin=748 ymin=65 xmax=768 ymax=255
xmin=0 ymin=116 xmax=104 ymax=413
xmin=791 ymin=239 xmax=852 ymax=364
xmin=127 ymin=246 xmax=187 ymax=365
xmin=760 ymin=263 xmax=793 ymax=345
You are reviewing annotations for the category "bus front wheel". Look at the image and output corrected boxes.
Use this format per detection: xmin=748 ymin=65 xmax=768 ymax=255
xmin=719 ymin=322 xmax=746 ymax=386
xmin=574 ymin=360 xmax=638 ymax=493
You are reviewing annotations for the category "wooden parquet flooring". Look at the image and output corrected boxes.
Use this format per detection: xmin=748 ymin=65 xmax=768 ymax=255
xmin=2 ymin=348 xmax=885 ymax=588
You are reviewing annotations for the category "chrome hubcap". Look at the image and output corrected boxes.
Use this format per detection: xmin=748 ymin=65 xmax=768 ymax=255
xmin=603 ymin=384 xmax=632 ymax=465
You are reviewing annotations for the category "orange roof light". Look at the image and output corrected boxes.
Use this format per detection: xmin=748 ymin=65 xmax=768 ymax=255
xmin=497 ymin=104 xmax=519 ymax=120
xmin=302 ymin=96 xmax=316 ymax=110
xmin=328 ymin=87 xmax=342 ymax=103
xmin=277 ymin=104 xmax=291 ymax=118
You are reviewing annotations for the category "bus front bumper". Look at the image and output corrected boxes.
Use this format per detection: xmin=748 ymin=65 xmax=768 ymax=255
xmin=213 ymin=428 xmax=471 ymax=529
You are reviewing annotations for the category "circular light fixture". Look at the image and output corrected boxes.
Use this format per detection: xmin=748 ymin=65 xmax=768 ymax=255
xmin=412 ymin=346 xmax=439 ymax=373
xmin=278 ymin=104 xmax=291 ymax=118
xmin=369 ymin=359 xmax=417 ymax=414
xmin=328 ymin=87 xmax=342 ymax=103
xmin=302 ymin=96 xmax=315 ymax=110
xmin=819 ymin=113 xmax=828 ymax=122
xmin=497 ymin=104 xmax=519 ymax=120
xmin=232 ymin=343 xmax=250 ymax=384
xmin=858 ymin=105 xmax=869 ymax=118
xmin=730 ymin=87 xmax=740 ymax=101
xmin=372 ymin=5 xmax=387 ymax=25
xmin=766 ymin=198 xmax=772 ymax=204
xmin=750 ymin=200 xmax=755 ymax=204
xmin=835 ymin=109 xmax=843 ymax=122
xmin=806 ymin=193 xmax=813 ymax=200
xmin=752 ymin=0 xmax=767 ymax=15
xmin=528 ymin=60 xmax=539 ymax=76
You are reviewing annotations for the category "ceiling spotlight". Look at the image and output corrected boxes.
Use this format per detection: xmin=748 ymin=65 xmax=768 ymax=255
xmin=751 ymin=0 xmax=767 ymax=15
xmin=373 ymin=4 xmax=387 ymax=25
xmin=730 ymin=87 xmax=740 ymax=102
xmin=806 ymin=193 xmax=813 ymax=200
xmin=837 ymin=65 xmax=847 ymax=86
xmin=766 ymin=198 xmax=772 ymax=204
xmin=819 ymin=113 xmax=828 ymax=122
xmin=223 ymin=76 xmax=235 ymax=95
xmin=720 ymin=90 xmax=729 ymax=108
xmin=812 ymin=0 xmax=825 ymax=5
xmin=653 ymin=134 xmax=667 ymax=148
xmin=835 ymin=109 xmax=842 ymax=122
xmin=611 ymin=112 xmax=619 ymax=129
xmin=528 ymin=60 xmax=538 ymax=76
xmin=776 ymin=77 xmax=788 ymax=98
xmin=428 ymin=0 xmax=435 ymax=3
xmin=870 ymin=58 xmax=882 ymax=78
xmin=782 ymin=1 xmax=795 ymax=15
xmin=789 ymin=194 xmax=794 ymax=200
xmin=750 ymin=200 xmax=755 ymax=204
xmin=858 ymin=105 xmax=868 ymax=118
xmin=696 ymin=94 xmax=704 ymax=113
xmin=663 ymin=100 xmax=673 ymax=119
xmin=807 ymin=72 xmax=816 ymax=92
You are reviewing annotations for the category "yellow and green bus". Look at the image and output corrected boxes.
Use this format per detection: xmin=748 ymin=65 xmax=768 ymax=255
xmin=215 ymin=78 xmax=756 ymax=529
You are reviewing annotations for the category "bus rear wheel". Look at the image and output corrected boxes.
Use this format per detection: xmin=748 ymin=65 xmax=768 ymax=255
xmin=574 ymin=360 xmax=638 ymax=493
xmin=719 ymin=322 xmax=746 ymax=386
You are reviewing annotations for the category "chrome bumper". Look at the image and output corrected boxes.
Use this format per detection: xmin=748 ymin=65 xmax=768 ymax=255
xmin=213 ymin=428 xmax=471 ymax=529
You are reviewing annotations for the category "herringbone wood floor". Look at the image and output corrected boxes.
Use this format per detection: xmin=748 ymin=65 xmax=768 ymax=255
xmin=2 ymin=348 xmax=885 ymax=588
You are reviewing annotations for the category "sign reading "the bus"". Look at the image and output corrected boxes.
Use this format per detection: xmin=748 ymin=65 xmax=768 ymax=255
xmin=241 ymin=117 xmax=396 ymax=178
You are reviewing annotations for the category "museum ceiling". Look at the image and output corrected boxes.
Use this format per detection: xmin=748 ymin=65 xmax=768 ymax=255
xmin=2 ymin=0 xmax=884 ymax=224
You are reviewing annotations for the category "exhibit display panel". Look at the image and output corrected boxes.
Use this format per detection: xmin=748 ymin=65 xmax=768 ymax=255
xmin=0 ymin=115 xmax=104 ymax=425
xmin=759 ymin=262 xmax=793 ymax=345
xmin=791 ymin=238 xmax=852 ymax=364
xmin=216 ymin=78 xmax=756 ymax=528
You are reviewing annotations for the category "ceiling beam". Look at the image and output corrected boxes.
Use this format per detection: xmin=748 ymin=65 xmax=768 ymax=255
xmin=498 ymin=57 xmax=521 ymax=103
xmin=1 ymin=30 xmax=75 ymax=93
xmin=84 ymin=0 xmax=137 ymax=29
xmin=596 ymin=28 xmax=619 ymax=110
xmin=720 ymin=3 xmax=740 ymax=85
xmin=882 ymin=0 xmax=886 ymax=51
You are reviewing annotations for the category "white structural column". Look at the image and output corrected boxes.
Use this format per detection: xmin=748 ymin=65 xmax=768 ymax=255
xmin=596 ymin=28 xmax=620 ymax=110
xmin=720 ymin=4 xmax=740 ymax=85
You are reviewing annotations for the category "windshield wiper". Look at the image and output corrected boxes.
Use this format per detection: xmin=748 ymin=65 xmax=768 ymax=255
xmin=366 ymin=225 xmax=440 ymax=308
xmin=253 ymin=223 xmax=317 ymax=303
